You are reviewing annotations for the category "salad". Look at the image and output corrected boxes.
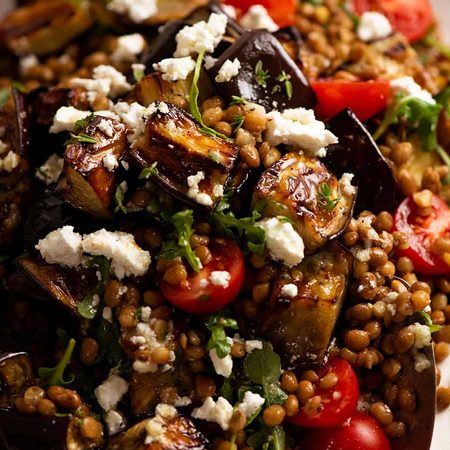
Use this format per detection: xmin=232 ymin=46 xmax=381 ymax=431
xmin=0 ymin=0 xmax=449 ymax=449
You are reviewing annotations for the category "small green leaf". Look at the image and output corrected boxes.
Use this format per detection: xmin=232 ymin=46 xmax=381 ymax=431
xmin=317 ymin=182 xmax=340 ymax=212
xmin=95 ymin=317 xmax=122 ymax=367
xmin=65 ymin=132 xmax=97 ymax=146
xmin=74 ymin=113 xmax=94 ymax=133
xmin=172 ymin=210 xmax=202 ymax=272
xmin=133 ymin=65 xmax=145 ymax=83
xmin=230 ymin=95 xmax=247 ymax=106
xmin=114 ymin=183 xmax=128 ymax=214
xmin=38 ymin=339 xmax=76 ymax=387
xmin=244 ymin=342 xmax=282 ymax=386
xmin=231 ymin=114 xmax=245 ymax=132
xmin=276 ymin=71 xmax=293 ymax=100
xmin=139 ymin=162 xmax=159 ymax=179
xmin=255 ymin=60 xmax=270 ymax=87
xmin=418 ymin=311 xmax=442 ymax=333
xmin=0 ymin=88 xmax=9 ymax=109
xmin=206 ymin=313 xmax=238 ymax=358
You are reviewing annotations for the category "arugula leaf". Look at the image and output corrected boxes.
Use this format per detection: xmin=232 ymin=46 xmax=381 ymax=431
xmin=255 ymin=60 xmax=270 ymax=87
xmin=419 ymin=311 xmax=442 ymax=333
xmin=317 ymin=182 xmax=340 ymax=212
xmin=77 ymin=257 xmax=111 ymax=319
xmin=220 ymin=378 xmax=234 ymax=402
xmin=0 ymin=88 xmax=9 ymax=109
xmin=95 ymin=317 xmax=122 ymax=367
xmin=247 ymin=425 xmax=286 ymax=450
xmin=206 ymin=313 xmax=238 ymax=358
xmin=38 ymin=338 xmax=75 ymax=387
xmin=139 ymin=162 xmax=159 ymax=179
xmin=114 ymin=182 xmax=128 ymax=214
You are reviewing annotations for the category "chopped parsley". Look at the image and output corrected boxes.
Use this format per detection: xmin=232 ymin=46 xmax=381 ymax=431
xmin=255 ymin=60 xmax=270 ymax=88
xmin=114 ymin=182 xmax=128 ymax=214
xmin=206 ymin=313 xmax=239 ymax=358
xmin=230 ymin=95 xmax=247 ymax=106
xmin=74 ymin=113 xmax=95 ymax=132
xmin=276 ymin=71 xmax=293 ymax=100
xmin=139 ymin=162 xmax=159 ymax=179
xmin=0 ymin=88 xmax=9 ymax=109
xmin=65 ymin=133 xmax=97 ymax=146
xmin=38 ymin=338 xmax=75 ymax=387
xmin=231 ymin=114 xmax=245 ymax=132
xmin=317 ymin=182 xmax=340 ymax=212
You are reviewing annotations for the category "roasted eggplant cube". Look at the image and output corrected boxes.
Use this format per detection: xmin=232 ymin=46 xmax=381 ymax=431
xmin=209 ymin=30 xmax=316 ymax=111
xmin=261 ymin=243 xmax=353 ymax=368
xmin=253 ymin=152 xmax=356 ymax=253
xmin=132 ymin=104 xmax=239 ymax=208
xmin=57 ymin=115 xmax=127 ymax=219
xmin=0 ymin=352 xmax=33 ymax=394
xmin=324 ymin=108 xmax=403 ymax=214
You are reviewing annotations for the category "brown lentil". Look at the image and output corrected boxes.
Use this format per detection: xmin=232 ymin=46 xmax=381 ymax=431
xmin=118 ymin=306 xmax=137 ymax=329
xmin=240 ymin=144 xmax=260 ymax=168
xmin=80 ymin=416 xmax=103 ymax=441
xmin=281 ymin=371 xmax=298 ymax=393
xmin=56 ymin=389 xmax=82 ymax=410
xmin=385 ymin=421 xmax=406 ymax=438
xmin=202 ymin=107 xmax=224 ymax=127
xmin=163 ymin=263 xmax=188 ymax=285
xmin=15 ymin=397 xmax=36 ymax=414
xmin=296 ymin=380 xmax=315 ymax=404
xmin=47 ymin=386 xmax=65 ymax=402
xmin=435 ymin=342 xmax=450 ymax=363
xmin=319 ymin=372 xmax=338 ymax=390
xmin=37 ymin=398 xmax=56 ymax=417
xmin=80 ymin=338 xmax=99 ymax=365
xmin=370 ymin=402 xmax=393 ymax=425
xmin=437 ymin=386 xmax=450 ymax=408
xmin=195 ymin=245 xmax=213 ymax=265
xmin=151 ymin=346 xmax=171 ymax=365
xmin=214 ymin=121 xmax=233 ymax=137
xmin=229 ymin=410 xmax=247 ymax=434
xmin=230 ymin=341 xmax=246 ymax=358
xmin=263 ymin=405 xmax=286 ymax=427
xmin=284 ymin=395 xmax=299 ymax=417
xmin=143 ymin=290 xmax=165 ymax=307
xmin=345 ymin=329 xmax=370 ymax=351
xmin=243 ymin=110 xmax=267 ymax=134
xmin=195 ymin=375 xmax=216 ymax=399
xmin=303 ymin=395 xmax=322 ymax=417
xmin=104 ymin=280 xmax=123 ymax=308
xmin=23 ymin=386 xmax=46 ymax=406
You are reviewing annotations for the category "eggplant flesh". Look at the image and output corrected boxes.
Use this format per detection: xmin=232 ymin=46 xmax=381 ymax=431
xmin=261 ymin=242 xmax=353 ymax=369
xmin=0 ymin=352 xmax=33 ymax=394
xmin=253 ymin=152 xmax=356 ymax=253
xmin=324 ymin=108 xmax=403 ymax=214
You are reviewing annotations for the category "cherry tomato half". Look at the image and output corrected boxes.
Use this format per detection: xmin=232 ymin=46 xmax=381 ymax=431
xmin=298 ymin=412 xmax=392 ymax=450
xmin=311 ymin=80 xmax=390 ymax=122
xmin=290 ymin=358 xmax=359 ymax=428
xmin=160 ymin=238 xmax=245 ymax=314
xmin=353 ymin=0 xmax=434 ymax=43
xmin=393 ymin=193 xmax=450 ymax=276
xmin=223 ymin=0 xmax=296 ymax=27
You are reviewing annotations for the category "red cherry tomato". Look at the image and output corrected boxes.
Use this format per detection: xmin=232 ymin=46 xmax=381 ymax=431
xmin=299 ymin=412 xmax=392 ymax=450
xmin=159 ymin=238 xmax=245 ymax=314
xmin=223 ymin=0 xmax=296 ymax=27
xmin=353 ymin=0 xmax=434 ymax=43
xmin=310 ymin=80 xmax=391 ymax=122
xmin=290 ymin=358 xmax=359 ymax=428
xmin=393 ymin=193 xmax=450 ymax=276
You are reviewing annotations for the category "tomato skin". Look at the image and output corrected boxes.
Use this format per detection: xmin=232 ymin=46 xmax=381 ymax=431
xmin=298 ymin=412 xmax=392 ymax=450
xmin=160 ymin=239 xmax=245 ymax=314
xmin=311 ymin=80 xmax=390 ymax=122
xmin=393 ymin=194 xmax=450 ymax=276
xmin=290 ymin=358 xmax=359 ymax=428
xmin=353 ymin=0 xmax=434 ymax=43
xmin=223 ymin=0 xmax=296 ymax=27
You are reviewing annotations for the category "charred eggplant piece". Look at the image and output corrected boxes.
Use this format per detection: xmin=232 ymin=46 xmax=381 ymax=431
xmin=107 ymin=415 xmax=208 ymax=450
xmin=324 ymin=109 xmax=402 ymax=214
xmin=0 ymin=0 xmax=93 ymax=56
xmin=253 ymin=153 xmax=356 ymax=253
xmin=273 ymin=26 xmax=303 ymax=63
xmin=131 ymin=104 xmax=239 ymax=208
xmin=0 ymin=352 xmax=33 ymax=395
xmin=261 ymin=242 xmax=353 ymax=368
xmin=57 ymin=115 xmax=127 ymax=219
xmin=209 ymin=30 xmax=316 ymax=111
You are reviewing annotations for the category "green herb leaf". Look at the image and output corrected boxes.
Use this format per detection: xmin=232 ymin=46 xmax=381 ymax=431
xmin=139 ymin=162 xmax=159 ymax=179
xmin=436 ymin=86 xmax=450 ymax=115
xmin=244 ymin=342 xmax=282 ymax=387
xmin=206 ymin=313 xmax=238 ymax=358
xmin=230 ymin=95 xmax=247 ymax=106
xmin=422 ymin=29 xmax=450 ymax=58
xmin=247 ymin=425 xmax=286 ymax=450
xmin=220 ymin=378 xmax=234 ymax=402
xmin=38 ymin=338 xmax=75 ymax=387
xmin=0 ymin=88 xmax=9 ymax=109
xmin=74 ymin=113 xmax=94 ymax=133
xmin=419 ymin=311 xmax=442 ymax=333
xmin=65 ymin=132 xmax=97 ymax=146
xmin=317 ymin=182 xmax=340 ymax=212
xmin=12 ymin=81 xmax=26 ymax=93
xmin=133 ymin=65 xmax=145 ymax=83
xmin=95 ymin=317 xmax=122 ymax=367
xmin=231 ymin=114 xmax=245 ymax=132
xmin=276 ymin=71 xmax=293 ymax=100
xmin=255 ymin=60 xmax=270 ymax=87
xmin=114 ymin=183 xmax=128 ymax=214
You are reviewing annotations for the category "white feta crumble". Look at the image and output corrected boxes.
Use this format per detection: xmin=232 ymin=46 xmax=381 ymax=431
xmin=199 ymin=278 xmax=209 ymax=288
xmin=265 ymin=108 xmax=338 ymax=156
xmin=390 ymin=76 xmax=436 ymax=104
xmin=192 ymin=397 xmax=233 ymax=430
xmin=98 ymin=119 xmax=115 ymax=138
xmin=153 ymin=57 xmax=196 ymax=81
xmin=204 ymin=55 xmax=218 ymax=70
xmin=104 ymin=410 xmax=127 ymax=436
xmin=357 ymin=12 xmax=392 ymax=42
xmin=355 ymin=248 xmax=371 ymax=262
xmin=0 ymin=151 xmax=20 ymax=173
xmin=94 ymin=374 xmax=129 ymax=411
xmin=256 ymin=217 xmax=305 ymax=267
xmin=209 ymin=341 xmax=233 ymax=378
xmin=174 ymin=396 xmax=192 ymax=407
xmin=107 ymin=0 xmax=157 ymax=23
xmin=409 ymin=322 xmax=432 ymax=349
xmin=145 ymin=404 xmax=178 ymax=445
xmin=103 ymin=154 xmax=119 ymax=172
xmin=215 ymin=58 xmax=241 ymax=83
xmin=237 ymin=391 xmax=265 ymax=418
xmin=244 ymin=340 xmax=263 ymax=353
xmin=102 ymin=307 xmax=113 ymax=323
xmin=209 ymin=271 xmax=231 ymax=288
xmin=92 ymin=65 xmax=132 ymax=98
xmin=174 ymin=13 xmax=228 ymax=57
xmin=19 ymin=54 xmax=38 ymax=76
xmin=112 ymin=33 xmax=145 ymax=62
xmin=0 ymin=140 xmax=8 ymax=155
xmin=240 ymin=5 xmax=279 ymax=32
xmin=81 ymin=229 xmax=151 ymax=279
xmin=50 ymin=106 xmax=90 ymax=133
xmin=140 ymin=306 xmax=152 ymax=323
xmin=69 ymin=77 xmax=111 ymax=104
xmin=186 ymin=171 xmax=213 ymax=206
xmin=339 ymin=173 xmax=356 ymax=196
xmin=280 ymin=283 xmax=298 ymax=298
xmin=35 ymin=154 xmax=64 ymax=185
xmin=414 ymin=351 xmax=431 ymax=373
xmin=35 ymin=226 xmax=83 ymax=268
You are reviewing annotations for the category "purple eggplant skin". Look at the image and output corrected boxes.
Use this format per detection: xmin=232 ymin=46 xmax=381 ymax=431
xmin=273 ymin=26 xmax=303 ymax=63
xmin=323 ymin=108 xmax=403 ymax=214
xmin=208 ymin=29 xmax=317 ymax=111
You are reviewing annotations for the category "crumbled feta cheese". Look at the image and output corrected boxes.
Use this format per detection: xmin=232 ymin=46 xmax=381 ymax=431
xmin=103 ymin=307 xmax=113 ymax=323
xmin=82 ymin=229 xmax=151 ymax=279
xmin=94 ymin=374 xmax=129 ymax=411
xmin=355 ymin=248 xmax=371 ymax=262
xmin=199 ymin=278 xmax=209 ymax=288
xmin=256 ymin=217 xmax=305 ymax=267
xmin=265 ymin=108 xmax=338 ymax=156
xmin=409 ymin=322 xmax=432 ymax=349
xmin=93 ymin=65 xmax=132 ymax=98
xmin=390 ymin=76 xmax=436 ymax=104
xmin=209 ymin=271 xmax=231 ymax=288
xmin=215 ymin=58 xmax=241 ymax=83
xmin=112 ymin=33 xmax=145 ymax=62
xmin=192 ymin=397 xmax=233 ymax=430
xmin=174 ymin=13 xmax=227 ymax=57
xmin=357 ymin=12 xmax=392 ymax=42
xmin=69 ymin=78 xmax=111 ymax=104
xmin=35 ymin=226 xmax=83 ymax=268
xmin=238 ymin=391 xmax=265 ymax=418
xmin=204 ymin=56 xmax=218 ymax=70
xmin=1 ymin=151 xmax=20 ymax=173
xmin=19 ymin=54 xmax=38 ymax=76
xmin=121 ymin=160 xmax=129 ymax=170
xmin=153 ymin=57 xmax=196 ymax=81
xmin=244 ymin=340 xmax=263 ymax=353
xmin=50 ymin=106 xmax=90 ymax=133
xmin=281 ymin=283 xmax=298 ymax=298
xmin=0 ymin=140 xmax=7 ymax=155
xmin=240 ymin=5 xmax=279 ymax=32
xmin=103 ymin=154 xmax=119 ymax=172
xmin=186 ymin=171 xmax=213 ymax=206
xmin=104 ymin=410 xmax=127 ymax=436
xmin=174 ymin=396 xmax=192 ymax=407
xmin=35 ymin=154 xmax=64 ymax=185
xmin=209 ymin=342 xmax=233 ymax=378
xmin=414 ymin=351 xmax=431 ymax=373
xmin=98 ymin=119 xmax=115 ymax=138
xmin=107 ymin=0 xmax=157 ymax=23
xmin=140 ymin=306 xmax=152 ymax=323
xmin=145 ymin=404 xmax=177 ymax=445
xmin=340 ymin=173 xmax=356 ymax=196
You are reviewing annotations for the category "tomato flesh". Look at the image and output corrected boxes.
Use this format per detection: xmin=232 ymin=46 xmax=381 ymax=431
xmin=160 ymin=238 xmax=245 ymax=314
xmin=393 ymin=194 xmax=450 ymax=276
xmin=311 ymin=80 xmax=390 ymax=122
xmin=223 ymin=0 xmax=296 ymax=27
xmin=353 ymin=0 xmax=434 ymax=43
xmin=299 ymin=412 xmax=392 ymax=450
xmin=290 ymin=358 xmax=359 ymax=428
